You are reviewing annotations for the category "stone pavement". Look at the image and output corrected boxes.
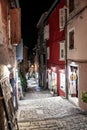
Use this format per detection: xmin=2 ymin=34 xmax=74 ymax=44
xmin=17 ymin=87 xmax=87 ymax=130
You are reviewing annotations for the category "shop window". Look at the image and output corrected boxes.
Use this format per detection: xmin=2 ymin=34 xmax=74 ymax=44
xmin=69 ymin=29 xmax=74 ymax=50
xmin=60 ymin=71 xmax=66 ymax=92
xmin=69 ymin=0 xmax=75 ymax=13
xmin=60 ymin=41 xmax=65 ymax=60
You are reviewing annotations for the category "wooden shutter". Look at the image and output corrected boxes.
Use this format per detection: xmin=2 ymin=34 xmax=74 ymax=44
xmin=44 ymin=24 xmax=49 ymax=40
xmin=59 ymin=7 xmax=65 ymax=30
xmin=47 ymin=47 xmax=50 ymax=60
xmin=0 ymin=1 xmax=4 ymax=45
xmin=10 ymin=8 xmax=21 ymax=45
xmin=0 ymin=0 xmax=8 ymax=46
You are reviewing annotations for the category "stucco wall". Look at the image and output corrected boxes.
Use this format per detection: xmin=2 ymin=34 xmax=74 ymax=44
xmin=78 ymin=63 xmax=87 ymax=110
xmin=67 ymin=2 xmax=87 ymax=60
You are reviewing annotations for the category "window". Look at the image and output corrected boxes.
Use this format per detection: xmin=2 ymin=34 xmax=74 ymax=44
xmin=69 ymin=0 xmax=74 ymax=13
xmin=47 ymin=47 xmax=50 ymax=60
xmin=69 ymin=29 xmax=74 ymax=49
xmin=59 ymin=7 xmax=65 ymax=30
xmin=60 ymin=41 xmax=65 ymax=60
xmin=43 ymin=54 xmax=46 ymax=65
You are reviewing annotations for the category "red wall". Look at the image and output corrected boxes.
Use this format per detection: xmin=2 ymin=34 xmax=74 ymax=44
xmin=47 ymin=0 xmax=66 ymax=66
xmin=46 ymin=0 xmax=66 ymax=96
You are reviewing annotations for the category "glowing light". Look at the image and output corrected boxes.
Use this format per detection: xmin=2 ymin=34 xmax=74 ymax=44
xmin=7 ymin=64 xmax=11 ymax=68
xmin=48 ymin=69 xmax=51 ymax=74
xmin=51 ymin=67 xmax=56 ymax=72
xmin=70 ymin=62 xmax=78 ymax=66
xmin=31 ymin=65 xmax=34 ymax=68
xmin=4 ymin=65 xmax=9 ymax=77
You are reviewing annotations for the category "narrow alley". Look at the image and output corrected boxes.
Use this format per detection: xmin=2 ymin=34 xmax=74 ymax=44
xmin=17 ymin=86 xmax=87 ymax=130
xmin=1 ymin=0 xmax=87 ymax=130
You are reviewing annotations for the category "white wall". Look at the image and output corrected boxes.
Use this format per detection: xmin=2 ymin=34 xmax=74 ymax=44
xmin=79 ymin=63 xmax=87 ymax=110
xmin=67 ymin=1 xmax=87 ymax=60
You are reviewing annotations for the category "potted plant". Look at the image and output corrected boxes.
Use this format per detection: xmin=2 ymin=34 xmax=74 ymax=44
xmin=18 ymin=72 xmax=27 ymax=96
xmin=81 ymin=92 xmax=87 ymax=103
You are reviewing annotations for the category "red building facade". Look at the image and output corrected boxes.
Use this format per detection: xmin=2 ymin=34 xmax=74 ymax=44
xmin=46 ymin=0 xmax=66 ymax=96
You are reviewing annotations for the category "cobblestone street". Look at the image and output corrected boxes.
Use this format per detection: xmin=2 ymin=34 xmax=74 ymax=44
xmin=17 ymin=87 xmax=87 ymax=130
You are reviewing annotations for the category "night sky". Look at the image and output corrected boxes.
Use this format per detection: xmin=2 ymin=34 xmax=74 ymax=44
xmin=19 ymin=0 xmax=55 ymax=51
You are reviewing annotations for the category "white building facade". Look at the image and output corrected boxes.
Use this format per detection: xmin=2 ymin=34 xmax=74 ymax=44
xmin=67 ymin=0 xmax=87 ymax=110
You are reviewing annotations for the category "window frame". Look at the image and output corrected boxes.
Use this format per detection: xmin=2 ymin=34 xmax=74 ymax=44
xmin=68 ymin=28 xmax=75 ymax=50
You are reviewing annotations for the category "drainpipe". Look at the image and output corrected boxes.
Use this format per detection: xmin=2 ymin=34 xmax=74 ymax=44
xmin=65 ymin=8 xmax=68 ymax=99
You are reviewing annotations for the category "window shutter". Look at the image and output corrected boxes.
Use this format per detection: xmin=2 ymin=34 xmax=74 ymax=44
xmin=10 ymin=8 xmax=21 ymax=46
xmin=47 ymin=47 xmax=50 ymax=60
xmin=44 ymin=24 xmax=49 ymax=40
xmin=0 ymin=3 xmax=4 ymax=45
xmin=59 ymin=7 xmax=65 ymax=30
xmin=0 ymin=0 xmax=8 ymax=46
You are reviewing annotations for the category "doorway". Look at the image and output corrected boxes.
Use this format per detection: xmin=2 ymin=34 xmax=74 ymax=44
xmin=68 ymin=63 xmax=79 ymax=106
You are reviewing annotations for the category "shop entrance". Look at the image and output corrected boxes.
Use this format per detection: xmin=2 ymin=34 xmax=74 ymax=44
xmin=68 ymin=63 xmax=79 ymax=106
xmin=69 ymin=65 xmax=78 ymax=97
xmin=47 ymin=67 xmax=57 ymax=95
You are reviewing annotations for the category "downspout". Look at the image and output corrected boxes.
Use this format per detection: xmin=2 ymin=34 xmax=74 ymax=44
xmin=65 ymin=8 xmax=68 ymax=99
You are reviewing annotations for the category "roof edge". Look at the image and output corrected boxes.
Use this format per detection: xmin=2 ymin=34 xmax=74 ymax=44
xmin=44 ymin=0 xmax=61 ymax=23
xmin=36 ymin=12 xmax=48 ymax=28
